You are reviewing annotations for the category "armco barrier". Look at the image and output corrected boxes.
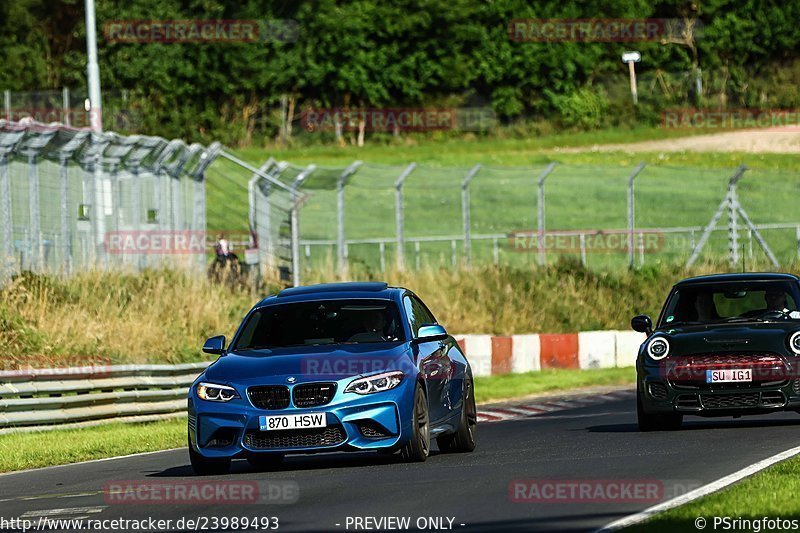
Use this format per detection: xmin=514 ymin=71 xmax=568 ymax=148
xmin=0 ymin=331 xmax=644 ymax=432
xmin=0 ymin=362 xmax=210 ymax=433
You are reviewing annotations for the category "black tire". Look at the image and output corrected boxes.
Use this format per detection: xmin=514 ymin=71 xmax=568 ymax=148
xmin=188 ymin=434 xmax=231 ymax=475
xmin=400 ymin=382 xmax=430 ymax=462
xmin=246 ymin=453 xmax=284 ymax=471
xmin=436 ymin=376 xmax=477 ymax=453
xmin=637 ymin=389 xmax=683 ymax=431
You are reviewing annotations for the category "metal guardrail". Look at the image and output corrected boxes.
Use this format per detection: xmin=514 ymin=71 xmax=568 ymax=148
xmin=0 ymin=362 xmax=211 ymax=433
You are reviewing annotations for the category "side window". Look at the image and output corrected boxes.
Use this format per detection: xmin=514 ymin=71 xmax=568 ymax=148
xmin=403 ymin=295 xmax=437 ymax=337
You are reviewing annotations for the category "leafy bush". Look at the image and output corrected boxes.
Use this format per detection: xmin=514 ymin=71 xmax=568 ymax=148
xmin=548 ymin=87 xmax=610 ymax=130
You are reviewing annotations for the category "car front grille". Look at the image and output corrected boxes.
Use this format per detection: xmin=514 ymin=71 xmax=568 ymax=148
xmin=701 ymin=392 xmax=760 ymax=409
xmin=292 ymin=382 xmax=336 ymax=408
xmin=244 ymin=426 xmax=346 ymax=450
xmin=248 ymin=386 xmax=291 ymax=410
xmin=666 ymin=352 xmax=789 ymax=389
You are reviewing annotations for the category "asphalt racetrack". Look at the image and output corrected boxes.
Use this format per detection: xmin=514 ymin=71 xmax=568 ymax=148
xmin=2 ymin=389 xmax=800 ymax=532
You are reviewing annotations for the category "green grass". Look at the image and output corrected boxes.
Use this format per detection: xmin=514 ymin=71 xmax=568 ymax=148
xmin=0 ymin=368 xmax=633 ymax=472
xmin=629 ymin=455 xmax=800 ymax=531
xmin=475 ymin=367 xmax=635 ymax=404
xmin=0 ymin=418 xmax=186 ymax=473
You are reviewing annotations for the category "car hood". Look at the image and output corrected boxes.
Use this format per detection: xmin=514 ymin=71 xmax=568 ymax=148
xmin=203 ymin=342 xmax=413 ymax=386
xmin=655 ymin=321 xmax=800 ymax=354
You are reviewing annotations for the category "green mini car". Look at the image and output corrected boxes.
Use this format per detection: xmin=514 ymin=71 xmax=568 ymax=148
xmin=632 ymin=272 xmax=800 ymax=431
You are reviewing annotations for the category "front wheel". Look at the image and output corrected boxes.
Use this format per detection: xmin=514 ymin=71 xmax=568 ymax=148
xmin=437 ymin=376 xmax=477 ymax=453
xmin=637 ymin=389 xmax=682 ymax=431
xmin=400 ymin=382 xmax=430 ymax=462
xmin=188 ymin=434 xmax=231 ymax=475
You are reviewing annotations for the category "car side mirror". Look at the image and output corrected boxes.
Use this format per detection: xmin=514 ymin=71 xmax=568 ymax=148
xmin=416 ymin=324 xmax=448 ymax=341
xmin=202 ymin=335 xmax=227 ymax=355
xmin=631 ymin=315 xmax=653 ymax=335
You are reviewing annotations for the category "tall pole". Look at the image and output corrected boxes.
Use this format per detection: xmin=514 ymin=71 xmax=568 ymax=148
xmin=336 ymin=161 xmax=362 ymax=272
xmin=394 ymin=163 xmax=416 ymax=270
xmin=536 ymin=162 xmax=557 ymax=266
xmin=628 ymin=61 xmax=638 ymax=104
xmin=627 ymin=162 xmax=646 ymax=269
xmin=461 ymin=164 xmax=481 ymax=267
xmin=85 ymin=0 xmax=103 ymax=132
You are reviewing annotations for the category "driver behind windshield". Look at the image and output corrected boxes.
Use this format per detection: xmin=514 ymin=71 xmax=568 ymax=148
xmin=765 ymin=289 xmax=790 ymax=313
xmin=693 ymin=292 xmax=720 ymax=322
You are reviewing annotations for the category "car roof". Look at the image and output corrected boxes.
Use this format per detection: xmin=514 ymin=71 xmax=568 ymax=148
xmin=675 ymin=272 xmax=800 ymax=286
xmin=255 ymin=282 xmax=402 ymax=306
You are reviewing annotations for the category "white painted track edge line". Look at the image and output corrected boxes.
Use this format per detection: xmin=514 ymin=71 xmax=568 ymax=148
xmin=594 ymin=444 xmax=800 ymax=532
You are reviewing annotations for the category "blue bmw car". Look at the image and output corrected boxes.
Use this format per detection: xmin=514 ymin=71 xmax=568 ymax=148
xmin=188 ymin=282 xmax=476 ymax=474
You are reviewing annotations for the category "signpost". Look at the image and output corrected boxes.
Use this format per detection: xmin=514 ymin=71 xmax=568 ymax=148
xmin=621 ymin=51 xmax=641 ymax=105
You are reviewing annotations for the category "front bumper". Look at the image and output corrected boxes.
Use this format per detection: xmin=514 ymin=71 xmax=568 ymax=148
xmin=188 ymin=376 xmax=415 ymax=459
xmin=639 ymin=360 xmax=800 ymax=417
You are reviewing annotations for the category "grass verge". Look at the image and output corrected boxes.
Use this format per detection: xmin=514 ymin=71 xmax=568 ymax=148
xmin=629 ymin=454 xmax=800 ymax=531
xmin=475 ymin=367 xmax=634 ymax=404
xmin=0 ymin=418 xmax=186 ymax=473
xmin=0 ymin=368 xmax=634 ymax=472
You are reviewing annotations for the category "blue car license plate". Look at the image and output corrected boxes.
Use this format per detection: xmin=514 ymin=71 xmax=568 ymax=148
xmin=259 ymin=413 xmax=327 ymax=431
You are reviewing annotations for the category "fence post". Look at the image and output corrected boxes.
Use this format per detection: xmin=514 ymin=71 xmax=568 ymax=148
xmin=580 ymin=233 xmax=587 ymax=266
xmin=336 ymin=161 xmax=362 ymax=272
xmin=687 ymin=165 xmax=747 ymax=268
xmin=248 ymin=158 xmax=276 ymax=267
xmin=290 ymin=164 xmax=316 ymax=285
xmin=27 ymin=154 xmax=42 ymax=272
xmin=461 ymin=164 xmax=481 ymax=266
xmin=626 ymin=162 xmax=646 ymax=269
xmin=3 ymin=90 xmax=9 ymax=120
xmin=0 ymin=154 xmax=11 ymax=279
xmin=796 ymin=226 xmax=800 ymax=261
xmin=59 ymin=155 xmax=71 ymax=274
xmin=394 ymin=163 xmax=416 ymax=270
xmin=291 ymin=201 xmax=301 ymax=286
xmin=537 ymin=163 xmax=557 ymax=266
xmin=62 ymin=87 xmax=71 ymax=126
xmin=728 ymin=174 xmax=739 ymax=267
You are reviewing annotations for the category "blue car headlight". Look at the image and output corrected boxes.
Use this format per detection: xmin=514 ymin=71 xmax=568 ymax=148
xmin=196 ymin=382 xmax=240 ymax=402
xmin=345 ymin=371 xmax=405 ymax=395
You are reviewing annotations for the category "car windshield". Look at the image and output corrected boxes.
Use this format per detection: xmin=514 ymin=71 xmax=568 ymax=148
xmin=660 ymin=281 xmax=800 ymax=327
xmin=232 ymin=299 xmax=405 ymax=350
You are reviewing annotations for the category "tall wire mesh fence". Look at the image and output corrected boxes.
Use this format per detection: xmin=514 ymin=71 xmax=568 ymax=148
xmin=0 ymin=120 xmax=302 ymax=288
xmin=245 ymin=159 xmax=800 ymax=276
xmin=4 ymin=118 xmax=798 ymax=286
